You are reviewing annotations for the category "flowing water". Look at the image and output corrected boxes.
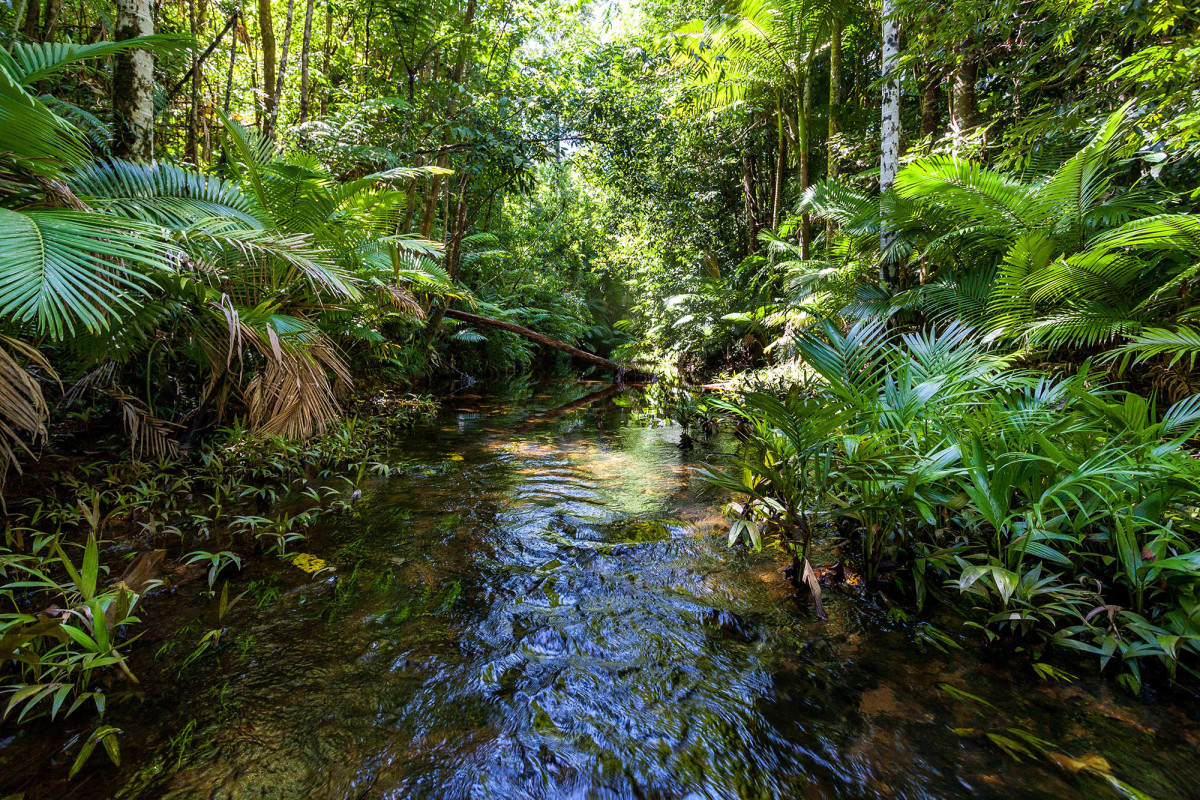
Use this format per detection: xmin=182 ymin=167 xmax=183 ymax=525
xmin=2 ymin=381 xmax=1198 ymax=799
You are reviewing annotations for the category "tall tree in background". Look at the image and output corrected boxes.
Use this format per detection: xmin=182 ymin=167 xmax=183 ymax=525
xmin=828 ymin=16 xmax=842 ymax=179
xmin=879 ymin=0 xmax=900 ymax=286
xmin=258 ymin=0 xmax=277 ymax=131
xmin=265 ymin=0 xmax=298 ymax=137
xmin=113 ymin=0 xmax=156 ymax=160
xmin=299 ymin=0 xmax=315 ymax=123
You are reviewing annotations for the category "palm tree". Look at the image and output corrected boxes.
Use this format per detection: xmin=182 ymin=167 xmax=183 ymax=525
xmin=0 ymin=38 xmax=176 ymax=476
xmin=801 ymin=105 xmax=1200 ymax=353
xmin=0 ymin=42 xmax=453 ymax=478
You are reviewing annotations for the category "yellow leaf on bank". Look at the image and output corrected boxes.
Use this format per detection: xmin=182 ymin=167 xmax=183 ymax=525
xmin=292 ymin=553 xmax=327 ymax=573
xmin=450 ymin=454 xmax=464 ymax=461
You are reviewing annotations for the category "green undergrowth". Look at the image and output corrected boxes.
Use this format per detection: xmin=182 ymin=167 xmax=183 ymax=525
xmin=0 ymin=391 xmax=438 ymax=770
xmin=701 ymin=321 xmax=1200 ymax=695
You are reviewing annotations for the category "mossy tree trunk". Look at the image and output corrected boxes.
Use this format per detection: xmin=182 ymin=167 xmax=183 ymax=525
xmin=113 ymin=0 xmax=156 ymax=162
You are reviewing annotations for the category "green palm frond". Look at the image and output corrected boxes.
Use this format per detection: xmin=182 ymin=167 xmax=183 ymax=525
xmin=1089 ymin=214 xmax=1200 ymax=254
xmin=899 ymin=268 xmax=996 ymax=327
xmin=1106 ymin=327 xmax=1200 ymax=371
xmin=893 ymin=156 xmax=1043 ymax=232
xmin=175 ymin=220 xmax=358 ymax=300
xmin=2 ymin=36 xmax=187 ymax=85
xmin=987 ymin=232 xmax=1056 ymax=337
xmin=71 ymin=160 xmax=268 ymax=229
xmin=0 ymin=67 xmax=88 ymax=175
xmin=1037 ymin=103 xmax=1131 ymax=245
xmin=1026 ymin=302 xmax=1147 ymax=350
xmin=0 ymin=209 xmax=174 ymax=338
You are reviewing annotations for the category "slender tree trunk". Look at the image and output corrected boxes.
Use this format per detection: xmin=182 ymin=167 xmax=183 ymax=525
xmin=879 ymin=0 xmax=902 ymax=287
xmin=113 ymin=0 xmax=155 ymax=161
xmin=298 ymin=0 xmax=315 ymax=123
xmin=951 ymin=33 xmax=977 ymax=147
xmin=799 ymin=64 xmax=812 ymax=259
xmin=321 ymin=0 xmax=332 ymax=114
xmin=742 ymin=148 xmax=760 ymax=252
xmin=40 ymin=0 xmax=61 ymax=40
xmin=771 ymin=103 xmax=785 ymax=231
xmin=186 ymin=0 xmax=199 ymax=161
xmin=921 ymin=62 xmax=943 ymax=138
xmin=258 ymin=0 xmax=276 ymax=130
xmin=419 ymin=156 xmax=445 ymax=239
xmin=266 ymin=0 xmax=297 ymax=137
xmin=10 ymin=0 xmax=29 ymax=44
xmin=222 ymin=14 xmax=237 ymax=115
xmin=828 ymin=17 xmax=842 ymax=180
xmin=22 ymin=0 xmax=40 ymax=40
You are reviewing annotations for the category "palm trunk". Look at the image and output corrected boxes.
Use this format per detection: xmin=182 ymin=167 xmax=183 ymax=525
xmin=113 ymin=0 xmax=155 ymax=162
xmin=771 ymin=103 xmax=785 ymax=231
xmin=298 ymin=0 xmax=315 ymax=123
xmin=879 ymin=0 xmax=902 ymax=287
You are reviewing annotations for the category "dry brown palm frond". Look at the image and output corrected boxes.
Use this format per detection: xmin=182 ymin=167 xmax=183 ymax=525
xmin=115 ymin=392 xmax=181 ymax=461
xmin=238 ymin=321 xmax=351 ymax=439
xmin=64 ymin=361 xmax=181 ymax=460
xmin=198 ymin=296 xmax=353 ymax=439
xmin=64 ymin=359 xmax=119 ymax=401
xmin=0 ymin=335 xmax=55 ymax=481
xmin=1147 ymin=363 xmax=1200 ymax=404
xmin=377 ymin=283 xmax=425 ymax=320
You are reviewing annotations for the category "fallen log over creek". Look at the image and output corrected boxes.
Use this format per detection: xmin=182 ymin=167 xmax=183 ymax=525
xmin=442 ymin=307 xmax=644 ymax=378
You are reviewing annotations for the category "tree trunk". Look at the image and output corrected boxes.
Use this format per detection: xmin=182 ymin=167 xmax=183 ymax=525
xmin=951 ymin=34 xmax=977 ymax=146
xmin=298 ymin=0 xmax=315 ymax=123
xmin=222 ymin=14 xmax=237 ymax=115
xmin=828 ymin=17 xmax=842 ymax=180
xmin=186 ymin=0 xmax=200 ymax=162
xmin=921 ymin=62 xmax=942 ymax=138
xmin=799 ymin=63 xmax=812 ymax=259
xmin=258 ymin=0 xmax=276 ymax=131
xmin=771 ymin=103 xmax=785 ymax=231
xmin=321 ymin=0 xmax=332 ymax=115
xmin=266 ymin=0 xmax=297 ymax=137
xmin=22 ymin=0 xmax=40 ymax=40
xmin=879 ymin=0 xmax=902 ymax=288
xmin=113 ymin=0 xmax=155 ymax=162
xmin=442 ymin=309 xmax=630 ymax=375
xmin=40 ymin=0 xmax=62 ymax=41
xmin=742 ymin=148 xmax=760 ymax=252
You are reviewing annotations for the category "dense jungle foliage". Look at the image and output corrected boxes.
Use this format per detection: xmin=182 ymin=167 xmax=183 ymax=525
xmin=1 ymin=0 xmax=1199 ymax=779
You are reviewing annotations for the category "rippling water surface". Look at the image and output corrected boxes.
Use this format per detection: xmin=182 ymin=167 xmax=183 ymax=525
xmin=2 ymin=381 xmax=1197 ymax=799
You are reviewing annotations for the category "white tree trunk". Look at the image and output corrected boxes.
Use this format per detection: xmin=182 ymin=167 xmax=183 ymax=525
xmin=879 ymin=0 xmax=901 ymax=286
xmin=113 ymin=0 xmax=155 ymax=161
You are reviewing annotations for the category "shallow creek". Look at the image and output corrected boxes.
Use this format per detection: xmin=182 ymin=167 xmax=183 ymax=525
xmin=2 ymin=381 xmax=1197 ymax=799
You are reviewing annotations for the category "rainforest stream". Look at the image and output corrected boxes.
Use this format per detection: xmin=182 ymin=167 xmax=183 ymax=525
xmin=1 ymin=381 xmax=1198 ymax=799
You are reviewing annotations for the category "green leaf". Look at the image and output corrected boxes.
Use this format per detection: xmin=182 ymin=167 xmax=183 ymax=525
xmin=0 ymin=209 xmax=174 ymax=338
